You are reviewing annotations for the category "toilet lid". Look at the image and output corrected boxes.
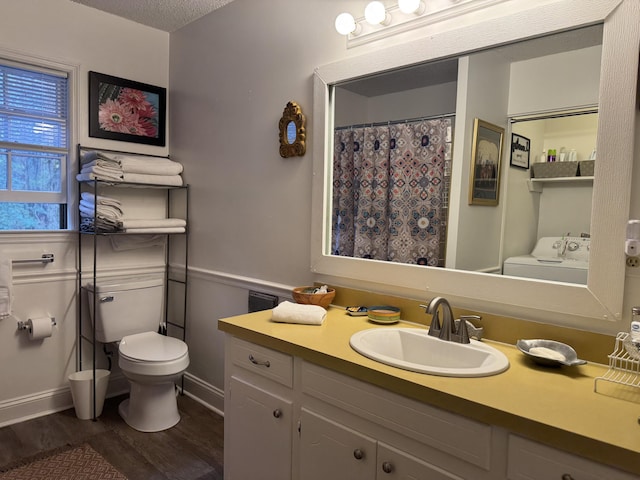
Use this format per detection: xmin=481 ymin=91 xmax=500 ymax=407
xmin=119 ymin=331 xmax=188 ymax=362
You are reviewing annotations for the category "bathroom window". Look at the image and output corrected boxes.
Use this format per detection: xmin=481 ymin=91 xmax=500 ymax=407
xmin=0 ymin=59 xmax=69 ymax=230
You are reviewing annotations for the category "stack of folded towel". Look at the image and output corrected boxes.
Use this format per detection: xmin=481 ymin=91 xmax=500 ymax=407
xmin=79 ymin=192 xmax=123 ymax=233
xmin=79 ymin=191 xmax=187 ymax=234
xmin=77 ymin=151 xmax=184 ymax=186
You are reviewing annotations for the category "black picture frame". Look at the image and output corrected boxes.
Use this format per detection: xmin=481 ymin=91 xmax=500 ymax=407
xmin=88 ymin=71 xmax=166 ymax=146
xmin=510 ymin=133 xmax=530 ymax=169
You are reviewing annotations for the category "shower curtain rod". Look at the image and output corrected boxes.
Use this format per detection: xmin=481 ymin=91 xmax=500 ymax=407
xmin=335 ymin=112 xmax=455 ymax=131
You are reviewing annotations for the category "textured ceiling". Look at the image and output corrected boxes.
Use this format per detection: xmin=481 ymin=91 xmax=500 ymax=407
xmin=70 ymin=0 xmax=235 ymax=32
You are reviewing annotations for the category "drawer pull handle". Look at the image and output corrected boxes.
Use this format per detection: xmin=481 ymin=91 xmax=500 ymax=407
xmin=248 ymin=354 xmax=270 ymax=367
xmin=561 ymin=475 xmax=574 ymax=480
xmin=382 ymin=461 xmax=394 ymax=474
xmin=353 ymin=449 xmax=364 ymax=460
xmin=273 ymin=409 xmax=282 ymax=418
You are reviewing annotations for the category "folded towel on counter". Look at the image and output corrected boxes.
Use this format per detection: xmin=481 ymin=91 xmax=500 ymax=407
xmin=271 ymin=301 xmax=327 ymax=325
xmin=124 ymin=227 xmax=185 ymax=234
xmin=122 ymin=172 xmax=183 ymax=186
xmin=0 ymin=258 xmax=12 ymax=317
xmin=121 ymin=218 xmax=186 ymax=229
xmin=110 ymin=235 xmax=167 ymax=251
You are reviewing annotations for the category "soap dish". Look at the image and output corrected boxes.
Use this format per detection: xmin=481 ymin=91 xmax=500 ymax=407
xmin=516 ymin=339 xmax=587 ymax=367
xmin=367 ymin=306 xmax=401 ymax=324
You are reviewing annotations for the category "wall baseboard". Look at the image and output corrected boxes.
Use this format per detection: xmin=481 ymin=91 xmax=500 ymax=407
xmin=182 ymin=372 xmax=224 ymax=416
xmin=0 ymin=372 xmax=221 ymax=427
xmin=0 ymin=373 xmax=128 ymax=428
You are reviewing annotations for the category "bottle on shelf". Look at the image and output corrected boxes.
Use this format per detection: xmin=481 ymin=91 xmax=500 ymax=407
xmin=547 ymin=149 xmax=557 ymax=162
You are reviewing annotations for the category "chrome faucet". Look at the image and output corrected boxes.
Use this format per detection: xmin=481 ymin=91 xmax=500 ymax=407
xmin=420 ymin=297 xmax=483 ymax=344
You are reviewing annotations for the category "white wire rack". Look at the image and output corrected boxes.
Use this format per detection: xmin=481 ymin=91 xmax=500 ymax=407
xmin=594 ymin=332 xmax=640 ymax=391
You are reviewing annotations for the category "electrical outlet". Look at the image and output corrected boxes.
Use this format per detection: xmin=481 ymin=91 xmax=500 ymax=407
xmin=627 ymin=256 xmax=640 ymax=268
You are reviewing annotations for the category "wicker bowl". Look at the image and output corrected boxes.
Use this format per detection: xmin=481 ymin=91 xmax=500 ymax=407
xmin=292 ymin=286 xmax=336 ymax=308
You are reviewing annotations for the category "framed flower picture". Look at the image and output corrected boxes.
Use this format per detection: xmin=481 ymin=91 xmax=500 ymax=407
xmin=88 ymin=71 xmax=166 ymax=146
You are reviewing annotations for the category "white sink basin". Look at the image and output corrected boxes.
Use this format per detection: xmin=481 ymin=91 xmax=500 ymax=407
xmin=350 ymin=328 xmax=509 ymax=377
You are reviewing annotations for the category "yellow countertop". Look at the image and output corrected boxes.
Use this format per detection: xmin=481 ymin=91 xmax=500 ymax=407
xmin=219 ymin=307 xmax=640 ymax=475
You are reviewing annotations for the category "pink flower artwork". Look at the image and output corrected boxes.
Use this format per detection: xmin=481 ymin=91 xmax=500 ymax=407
xmin=97 ymin=84 xmax=159 ymax=138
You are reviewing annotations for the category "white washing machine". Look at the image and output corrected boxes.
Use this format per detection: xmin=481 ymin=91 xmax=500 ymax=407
xmin=503 ymin=236 xmax=590 ymax=284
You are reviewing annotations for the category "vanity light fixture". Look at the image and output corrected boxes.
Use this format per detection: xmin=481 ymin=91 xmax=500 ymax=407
xmin=398 ymin=0 xmax=425 ymax=14
xmin=334 ymin=0 xmax=504 ymax=47
xmin=335 ymin=12 xmax=360 ymax=36
xmin=364 ymin=1 xmax=391 ymax=25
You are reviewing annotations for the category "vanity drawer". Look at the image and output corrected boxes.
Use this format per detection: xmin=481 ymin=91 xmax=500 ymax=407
xmin=301 ymin=361 xmax=491 ymax=470
xmin=228 ymin=336 xmax=293 ymax=388
xmin=507 ymin=435 xmax=640 ymax=480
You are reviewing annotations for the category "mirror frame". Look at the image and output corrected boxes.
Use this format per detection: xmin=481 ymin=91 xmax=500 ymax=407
xmin=279 ymin=101 xmax=306 ymax=158
xmin=311 ymin=0 xmax=639 ymax=334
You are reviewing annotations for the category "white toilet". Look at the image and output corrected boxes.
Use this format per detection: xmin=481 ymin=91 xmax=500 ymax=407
xmin=87 ymin=276 xmax=189 ymax=432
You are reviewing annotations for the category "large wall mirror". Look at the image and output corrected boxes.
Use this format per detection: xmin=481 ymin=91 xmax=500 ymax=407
xmin=311 ymin=0 xmax=639 ymax=334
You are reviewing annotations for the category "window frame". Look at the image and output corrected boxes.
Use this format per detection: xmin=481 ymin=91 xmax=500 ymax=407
xmin=0 ymin=51 xmax=77 ymax=231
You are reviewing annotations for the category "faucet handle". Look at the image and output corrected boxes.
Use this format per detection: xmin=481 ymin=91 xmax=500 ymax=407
xmin=456 ymin=315 xmax=483 ymax=342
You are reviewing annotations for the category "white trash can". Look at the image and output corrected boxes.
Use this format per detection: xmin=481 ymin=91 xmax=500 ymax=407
xmin=68 ymin=369 xmax=110 ymax=420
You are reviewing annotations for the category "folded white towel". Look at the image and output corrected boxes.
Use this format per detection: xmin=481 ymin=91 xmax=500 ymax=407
xmin=120 ymin=157 xmax=183 ymax=175
xmin=271 ymin=301 xmax=326 ymax=325
xmin=80 ymin=165 xmax=124 ymax=181
xmin=122 ymin=172 xmax=183 ymax=186
xmin=110 ymin=235 xmax=166 ymax=251
xmin=76 ymin=172 xmax=123 ymax=182
xmin=79 ymin=200 xmax=123 ymax=219
xmin=79 ymin=202 xmax=123 ymax=220
xmin=124 ymin=227 xmax=185 ymax=234
xmin=82 ymin=151 xmax=183 ymax=175
xmin=81 ymin=159 xmax=122 ymax=173
xmin=0 ymin=258 xmax=12 ymax=317
xmin=81 ymin=192 xmax=122 ymax=207
xmin=121 ymin=218 xmax=186 ymax=229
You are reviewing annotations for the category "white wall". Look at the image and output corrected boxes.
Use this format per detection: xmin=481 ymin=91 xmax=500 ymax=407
xmin=0 ymin=0 xmax=169 ymax=425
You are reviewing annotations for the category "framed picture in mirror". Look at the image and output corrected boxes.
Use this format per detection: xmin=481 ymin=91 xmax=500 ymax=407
xmin=468 ymin=118 xmax=504 ymax=206
xmin=510 ymin=133 xmax=530 ymax=169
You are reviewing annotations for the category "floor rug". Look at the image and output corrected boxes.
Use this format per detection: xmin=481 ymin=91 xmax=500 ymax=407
xmin=0 ymin=443 xmax=127 ymax=480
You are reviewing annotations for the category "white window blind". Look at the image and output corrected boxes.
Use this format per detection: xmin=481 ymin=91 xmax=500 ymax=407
xmin=0 ymin=60 xmax=69 ymax=230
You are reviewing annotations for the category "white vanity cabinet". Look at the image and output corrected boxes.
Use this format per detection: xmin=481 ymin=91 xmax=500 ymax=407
xmin=224 ymin=337 xmax=295 ymax=480
xmin=300 ymin=407 xmax=466 ymax=479
xmin=507 ymin=434 xmax=639 ymax=480
xmin=223 ymin=334 xmax=639 ymax=480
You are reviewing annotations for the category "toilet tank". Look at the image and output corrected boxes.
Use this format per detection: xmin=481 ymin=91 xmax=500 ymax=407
xmin=86 ymin=276 xmax=164 ymax=343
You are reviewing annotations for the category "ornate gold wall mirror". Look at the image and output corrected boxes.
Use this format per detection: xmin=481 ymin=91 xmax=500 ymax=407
xmin=279 ymin=101 xmax=306 ymax=158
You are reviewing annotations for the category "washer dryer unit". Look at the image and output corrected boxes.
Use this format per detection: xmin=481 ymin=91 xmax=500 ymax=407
xmin=503 ymin=236 xmax=590 ymax=284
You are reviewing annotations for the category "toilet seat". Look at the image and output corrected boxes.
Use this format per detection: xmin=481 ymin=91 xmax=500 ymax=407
xmin=119 ymin=331 xmax=189 ymax=376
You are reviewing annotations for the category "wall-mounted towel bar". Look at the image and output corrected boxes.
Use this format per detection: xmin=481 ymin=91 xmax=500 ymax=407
xmin=12 ymin=254 xmax=54 ymax=265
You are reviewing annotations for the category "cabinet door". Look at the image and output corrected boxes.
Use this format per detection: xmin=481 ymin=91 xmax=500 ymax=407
xmin=300 ymin=408 xmax=376 ymax=480
xmin=377 ymin=443 xmax=464 ymax=480
xmin=226 ymin=376 xmax=293 ymax=480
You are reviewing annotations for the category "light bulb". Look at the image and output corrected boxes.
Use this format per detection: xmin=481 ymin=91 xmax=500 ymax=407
xmin=365 ymin=1 xmax=389 ymax=26
xmin=335 ymin=12 xmax=357 ymax=35
xmin=398 ymin=0 xmax=424 ymax=14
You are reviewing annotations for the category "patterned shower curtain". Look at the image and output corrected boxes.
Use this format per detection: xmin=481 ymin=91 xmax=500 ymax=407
xmin=332 ymin=118 xmax=452 ymax=266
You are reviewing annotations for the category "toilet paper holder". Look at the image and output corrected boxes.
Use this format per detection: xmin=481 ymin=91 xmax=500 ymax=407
xmin=17 ymin=317 xmax=56 ymax=332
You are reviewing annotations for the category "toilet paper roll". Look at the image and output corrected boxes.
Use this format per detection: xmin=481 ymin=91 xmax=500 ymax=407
xmin=27 ymin=317 xmax=52 ymax=340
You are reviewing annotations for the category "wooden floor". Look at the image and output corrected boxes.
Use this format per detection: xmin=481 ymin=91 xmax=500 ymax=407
xmin=0 ymin=393 xmax=224 ymax=479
